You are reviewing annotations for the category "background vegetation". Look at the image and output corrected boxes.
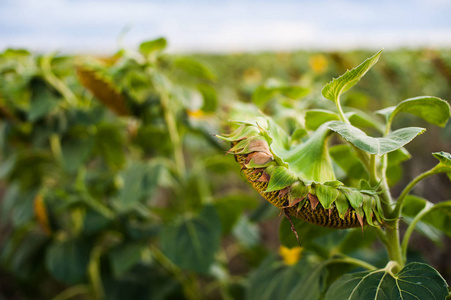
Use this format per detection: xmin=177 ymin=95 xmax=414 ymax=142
xmin=0 ymin=39 xmax=450 ymax=299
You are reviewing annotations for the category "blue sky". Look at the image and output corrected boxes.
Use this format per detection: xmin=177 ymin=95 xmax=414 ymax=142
xmin=1 ymin=0 xmax=451 ymax=53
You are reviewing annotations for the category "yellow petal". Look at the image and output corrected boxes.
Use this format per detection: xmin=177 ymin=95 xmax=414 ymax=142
xmin=279 ymin=245 xmax=303 ymax=266
xmin=34 ymin=194 xmax=51 ymax=235
xmin=309 ymin=54 xmax=328 ymax=74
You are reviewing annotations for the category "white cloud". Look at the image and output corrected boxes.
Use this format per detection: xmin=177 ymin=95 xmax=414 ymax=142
xmin=1 ymin=0 xmax=451 ymax=53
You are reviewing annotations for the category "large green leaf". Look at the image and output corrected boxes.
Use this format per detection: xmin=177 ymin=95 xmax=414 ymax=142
xmin=325 ymin=262 xmax=449 ymax=300
xmin=160 ymin=205 xmax=221 ymax=273
xmin=45 ymin=238 xmax=91 ymax=284
xmin=328 ymin=121 xmax=425 ymax=155
xmin=322 ymin=50 xmax=383 ymax=103
xmin=379 ymin=96 xmax=451 ymax=127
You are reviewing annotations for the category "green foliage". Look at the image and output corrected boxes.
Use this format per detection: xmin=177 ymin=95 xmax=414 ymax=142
xmin=328 ymin=121 xmax=425 ymax=155
xmin=0 ymin=44 xmax=450 ymax=300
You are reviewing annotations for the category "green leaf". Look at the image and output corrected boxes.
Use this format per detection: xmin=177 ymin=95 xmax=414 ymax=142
xmin=279 ymin=124 xmax=335 ymax=182
xmin=322 ymin=50 xmax=383 ymax=103
xmin=328 ymin=121 xmax=425 ymax=155
xmin=28 ymin=80 xmax=60 ymax=121
xmin=316 ymin=184 xmax=339 ymax=209
xmin=94 ymin=123 xmax=125 ymax=169
xmin=433 ymin=151 xmax=451 ymax=167
xmin=386 ymin=96 xmax=451 ymax=127
xmin=278 ymin=86 xmax=309 ymax=99
xmin=139 ymin=37 xmax=167 ymax=55
xmin=265 ymin=166 xmax=297 ymax=193
xmin=174 ymin=58 xmax=216 ymax=81
xmin=62 ymin=134 xmax=94 ymax=173
xmin=432 ymin=152 xmax=451 ymax=179
xmin=46 ymin=239 xmax=91 ymax=284
xmin=252 ymin=86 xmax=277 ymax=107
xmin=325 ymin=262 xmax=449 ymax=300
xmin=346 ymin=110 xmax=385 ymax=133
xmin=115 ymin=161 xmax=165 ymax=212
xmin=305 ymin=109 xmax=339 ymax=131
xmin=197 ymin=84 xmax=218 ymax=112
xmin=161 ymin=205 xmax=221 ymax=274
xmin=342 ymin=188 xmax=364 ymax=209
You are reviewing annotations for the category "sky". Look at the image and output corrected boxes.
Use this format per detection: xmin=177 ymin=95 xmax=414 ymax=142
xmin=1 ymin=0 xmax=451 ymax=53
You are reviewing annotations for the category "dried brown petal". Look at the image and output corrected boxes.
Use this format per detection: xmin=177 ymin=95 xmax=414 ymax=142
xmin=282 ymin=196 xmax=305 ymax=208
xmin=257 ymin=171 xmax=270 ymax=182
xmin=278 ymin=187 xmax=290 ymax=198
xmin=252 ymin=168 xmax=265 ymax=175
xmin=357 ymin=214 xmax=364 ymax=229
xmin=248 ymin=139 xmax=271 ymax=155
xmin=308 ymin=194 xmax=319 ymax=211
xmin=247 ymin=152 xmax=273 ymax=165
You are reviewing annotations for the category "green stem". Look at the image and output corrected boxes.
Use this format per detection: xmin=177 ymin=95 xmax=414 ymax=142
xmin=41 ymin=55 xmax=77 ymax=106
xmin=333 ymin=255 xmax=377 ymax=271
xmin=369 ymin=154 xmax=378 ymax=185
xmin=336 ymin=96 xmax=350 ymax=124
xmin=401 ymin=205 xmax=431 ymax=262
xmin=50 ymin=134 xmax=64 ymax=166
xmin=88 ymin=246 xmax=104 ymax=299
xmin=383 ymin=221 xmax=404 ymax=269
xmin=393 ymin=168 xmax=438 ymax=217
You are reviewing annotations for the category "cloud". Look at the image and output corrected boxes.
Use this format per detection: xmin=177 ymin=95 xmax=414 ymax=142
xmin=1 ymin=0 xmax=450 ymax=53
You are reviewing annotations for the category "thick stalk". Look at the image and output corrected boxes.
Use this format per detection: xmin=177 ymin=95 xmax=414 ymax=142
xmin=383 ymin=220 xmax=404 ymax=270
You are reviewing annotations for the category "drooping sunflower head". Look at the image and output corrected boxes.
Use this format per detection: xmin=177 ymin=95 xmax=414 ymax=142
xmin=217 ymin=116 xmax=384 ymax=229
